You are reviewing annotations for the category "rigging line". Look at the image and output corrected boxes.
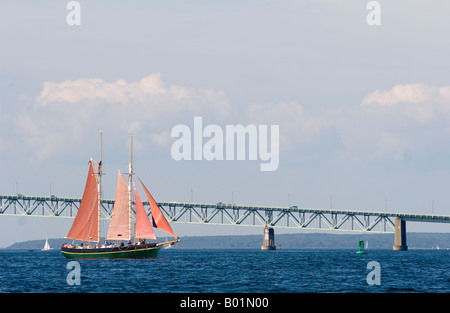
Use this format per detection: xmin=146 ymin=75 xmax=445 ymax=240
xmin=105 ymin=134 xmax=133 ymax=170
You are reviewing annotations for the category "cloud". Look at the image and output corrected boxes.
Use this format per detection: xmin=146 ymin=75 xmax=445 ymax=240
xmin=361 ymin=83 xmax=450 ymax=124
xmin=17 ymin=73 xmax=230 ymax=161
xmin=336 ymin=83 xmax=450 ymax=161
xmin=14 ymin=74 xmax=450 ymax=167
xmin=245 ymin=101 xmax=333 ymax=149
xmin=362 ymin=83 xmax=432 ymax=107
xmin=150 ymin=131 xmax=172 ymax=147
xmin=36 ymin=73 xmax=230 ymax=117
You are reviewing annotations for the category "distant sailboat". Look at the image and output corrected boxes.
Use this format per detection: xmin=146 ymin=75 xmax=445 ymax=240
xmin=163 ymin=237 xmax=172 ymax=249
xmin=61 ymin=133 xmax=179 ymax=259
xmin=42 ymin=238 xmax=51 ymax=251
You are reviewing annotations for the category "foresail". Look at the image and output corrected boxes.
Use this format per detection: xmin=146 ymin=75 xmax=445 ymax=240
xmin=137 ymin=176 xmax=177 ymax=239
xmin=66 ymin=160 xmax=99 ymax=242
xmin=107 ymin=171 xmax=130 ymax=241
xmin=134 ymin=184 xmax=156 ymax=240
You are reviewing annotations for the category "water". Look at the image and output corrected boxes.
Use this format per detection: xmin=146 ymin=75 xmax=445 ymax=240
xmin=0 ymin=249 xmax=448 ymax=293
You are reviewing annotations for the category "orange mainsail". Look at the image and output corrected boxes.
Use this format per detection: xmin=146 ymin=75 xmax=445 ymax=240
xmin=106 ymin=171 xmax=131 ymax=240
xmin=137 ymin=176 xmax=177 ymax=238
xmin=66 ymin=160 xmax=99 ymax=242
xmin=134 ymin=184 xmax=157 ymax=240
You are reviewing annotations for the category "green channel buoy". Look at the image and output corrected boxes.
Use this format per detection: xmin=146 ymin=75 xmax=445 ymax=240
xmin=357 ymin=240 xmax=366 ymax=254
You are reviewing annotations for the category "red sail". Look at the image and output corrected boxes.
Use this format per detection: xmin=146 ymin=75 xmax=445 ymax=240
xmin=66 ymin=160 xmax=99 ymax=242
xmin=134 ymin=184 xmax=156 ymax=240
xmin=137 ymin=177 xmax=177 ymax=238
xmin=107 ymin=171 xmax=130 ymax=240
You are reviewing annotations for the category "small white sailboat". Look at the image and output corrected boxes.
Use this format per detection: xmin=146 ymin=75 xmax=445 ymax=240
xmin=164 ymin=237 xmax=172 ymax=249
xmin=42 ymin=238 xmax=52 ymax=251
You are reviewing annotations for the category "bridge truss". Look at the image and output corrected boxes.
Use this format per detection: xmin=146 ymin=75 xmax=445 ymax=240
xmin=1 ymin=194 xmax=449 ymax=233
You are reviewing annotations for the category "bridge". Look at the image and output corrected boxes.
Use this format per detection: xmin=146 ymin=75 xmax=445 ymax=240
xmin=1 ymin=194 xmax=449 ymax=250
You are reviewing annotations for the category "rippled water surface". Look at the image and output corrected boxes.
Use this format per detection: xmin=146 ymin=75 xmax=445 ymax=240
xmin=0 ymin=249 xmax=448 ymax=293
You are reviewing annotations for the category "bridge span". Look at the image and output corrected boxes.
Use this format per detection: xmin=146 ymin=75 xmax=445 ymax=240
xmin=1 ymin=194 xmax=449 ymax=250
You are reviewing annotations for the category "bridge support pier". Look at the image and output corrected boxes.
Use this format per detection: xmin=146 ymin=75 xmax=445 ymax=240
xmin=261 ymin=227 xmax=276 ymax=250
xmin=393 ymin=217 xmax=408 ymax=251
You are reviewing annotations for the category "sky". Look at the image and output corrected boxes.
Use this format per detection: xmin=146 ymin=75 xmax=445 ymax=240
xmin=1 ymin=0 xmax=450 ymax=247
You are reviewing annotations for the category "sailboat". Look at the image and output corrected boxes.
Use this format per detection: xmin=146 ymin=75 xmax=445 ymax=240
xmin=61 ymin=133 xmax=178 ymax=259
xmin=163 ymin=237 xmax=172 ymax=249
xmin=42 ymin=238 xmax=51 ymax=251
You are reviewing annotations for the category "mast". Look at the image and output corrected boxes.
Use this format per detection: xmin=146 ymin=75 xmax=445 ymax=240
xmin=97 ymin=131 xmax=102 ymax=245
xmin=128 ymin=132 xmax=133 ymax=242
xmin=105 ymin=133 xmax=134 ymax=242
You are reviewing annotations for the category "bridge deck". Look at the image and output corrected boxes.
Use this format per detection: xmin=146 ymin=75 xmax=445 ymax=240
xmin=1 ymin=194 xmax=449 ymax=233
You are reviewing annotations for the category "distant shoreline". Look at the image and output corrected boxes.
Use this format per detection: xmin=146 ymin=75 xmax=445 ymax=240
xmin=4 ymin=232 xmax=449 ymax=250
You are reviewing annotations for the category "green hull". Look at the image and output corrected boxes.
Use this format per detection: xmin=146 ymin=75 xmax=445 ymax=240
xmin=61 ymin=245 xmax=162 ymax=259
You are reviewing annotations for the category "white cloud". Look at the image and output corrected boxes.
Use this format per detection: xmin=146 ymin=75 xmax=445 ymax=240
xmin=36 ymin=73 xmax=230 ymax=118
xmin=246 ymin=101 xmax=332 ymax=149
xmin=336 ymin=83 xmax=450 ymax=161
xmin=17 ymin=74 xmax=230 ymax=161
xmin=361 ymin=83 xmax=450 ymax=124
xmin=15 ymin=75 xmax=450 ymax=166
xmin=150 ymin=131 xmax=172 ymax=147
xmin=37 ymin=74 xmax=170 ymax=106
xmin=362 ymin=83 xmax=432 ymax=107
